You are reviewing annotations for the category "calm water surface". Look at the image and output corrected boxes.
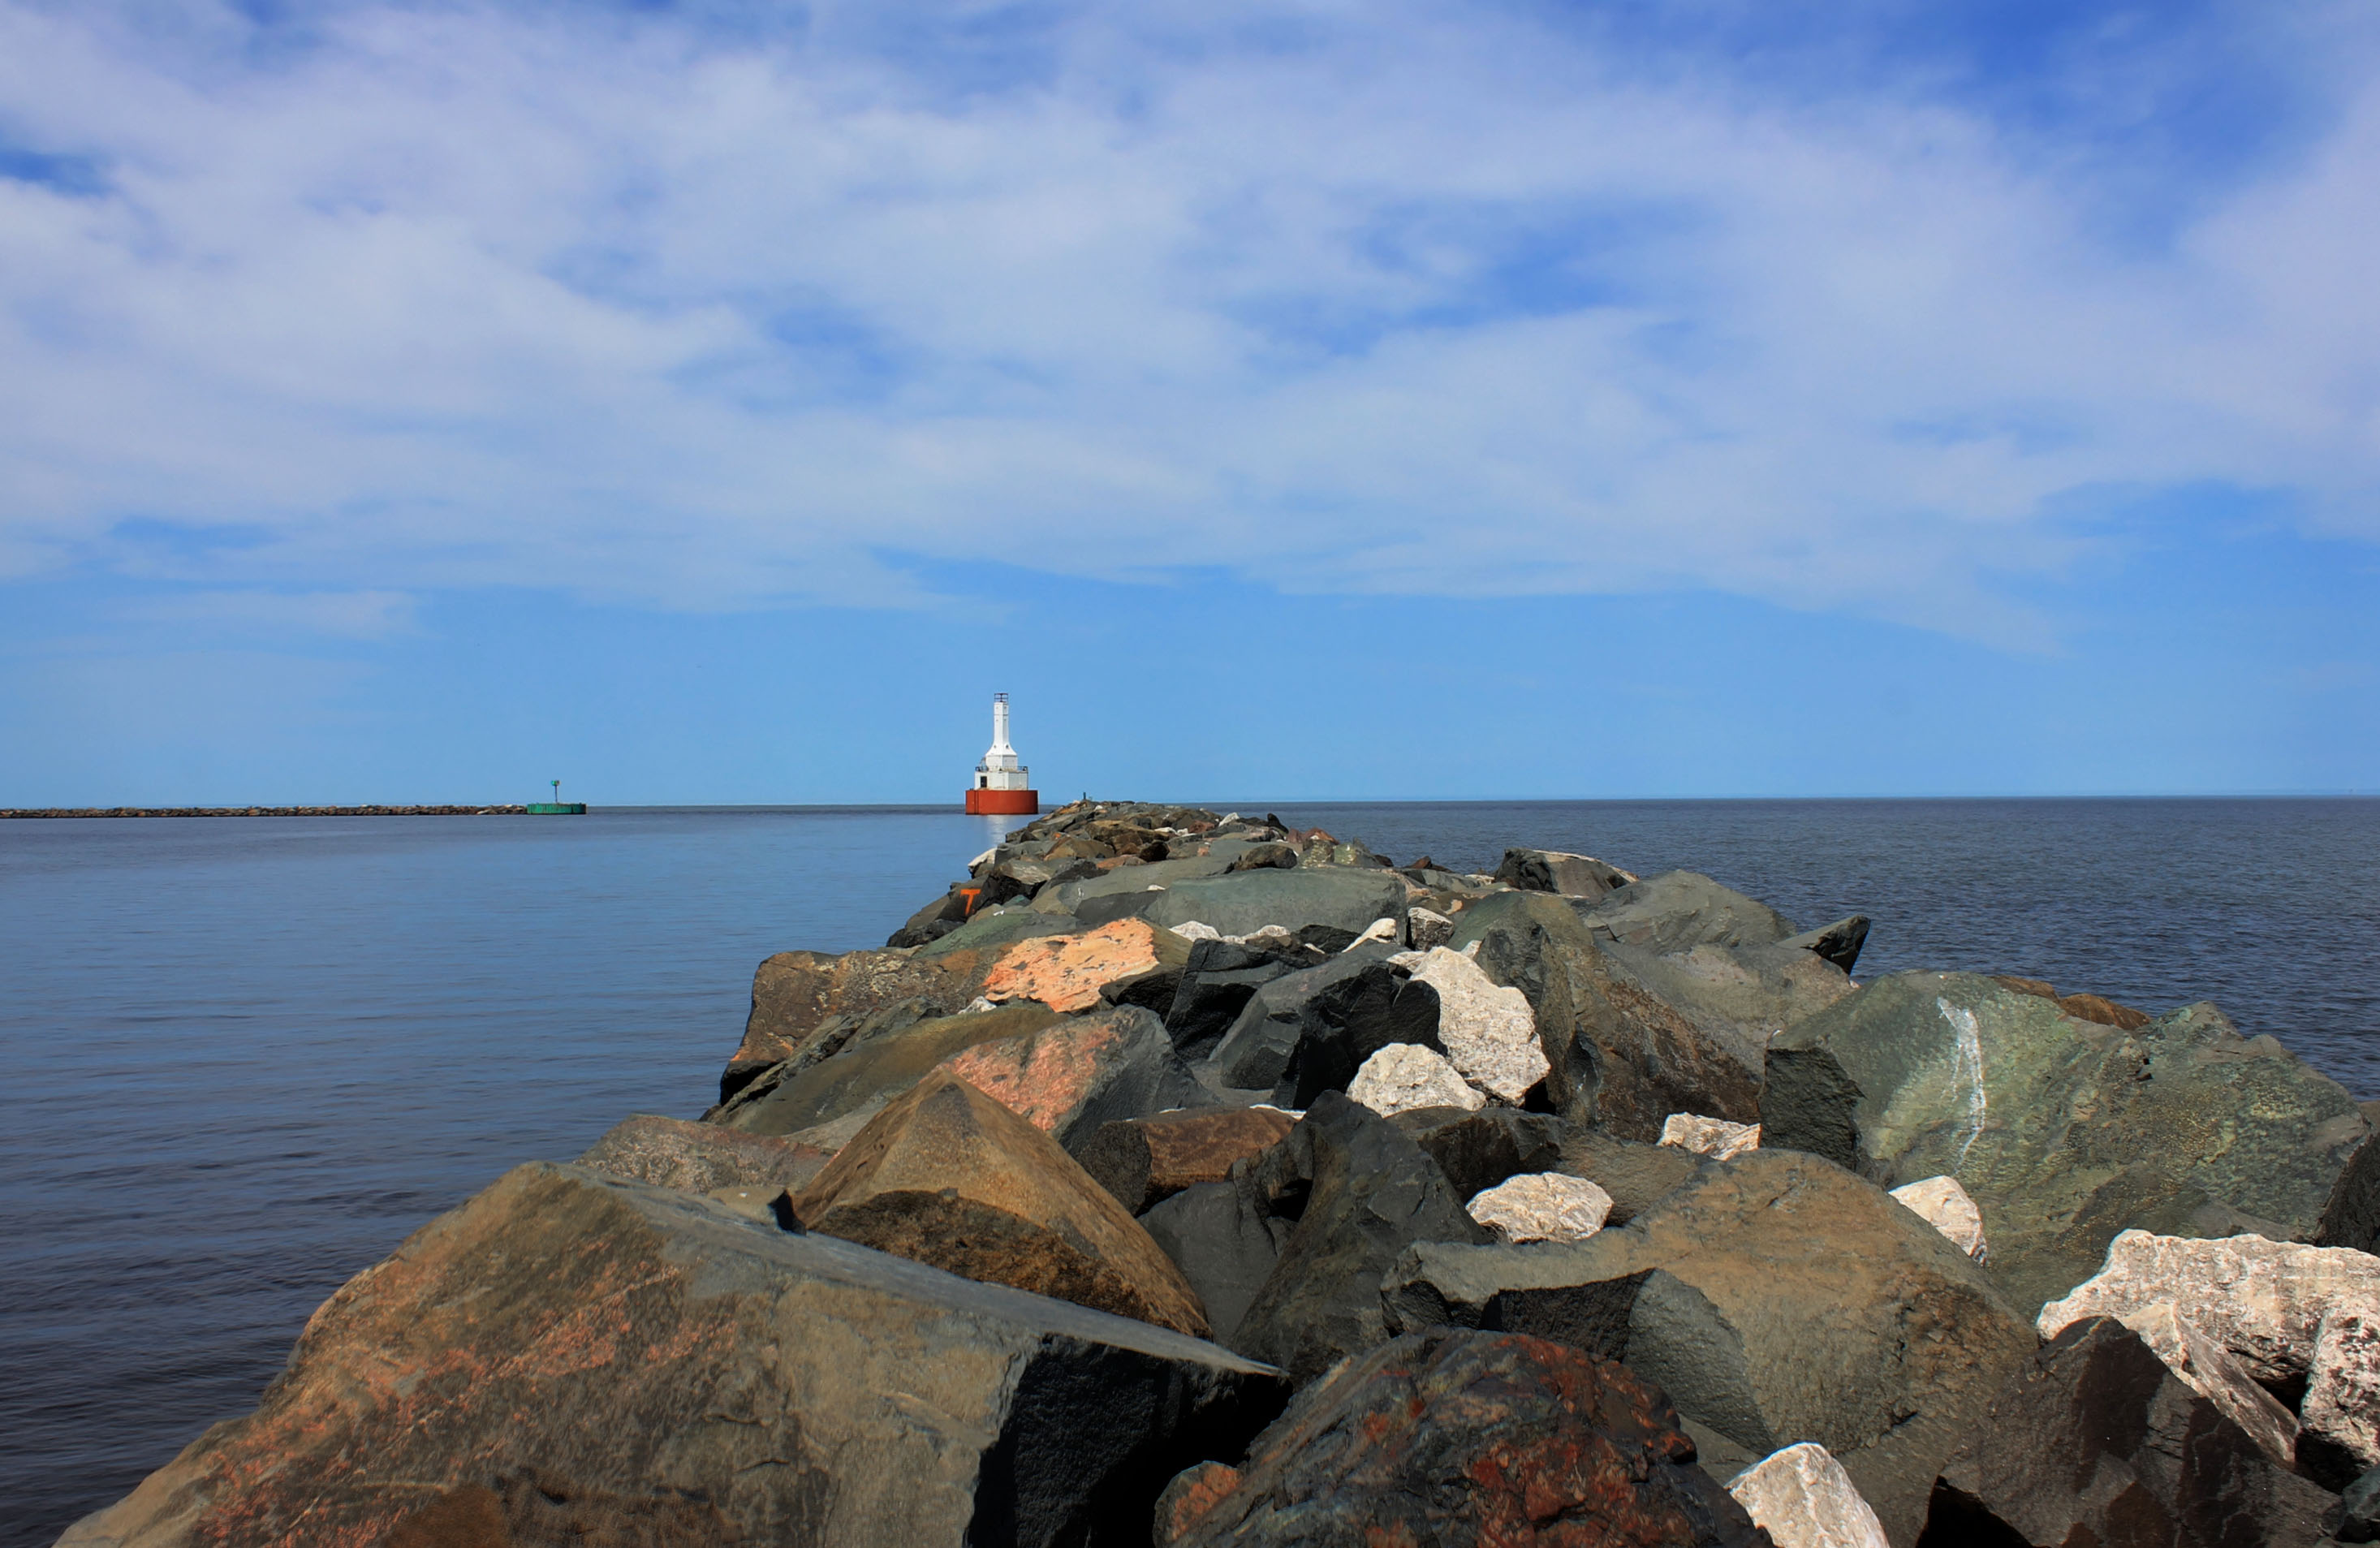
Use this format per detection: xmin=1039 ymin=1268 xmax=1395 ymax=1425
xmin=4 ymin=798 xmax=2376 ymax=1542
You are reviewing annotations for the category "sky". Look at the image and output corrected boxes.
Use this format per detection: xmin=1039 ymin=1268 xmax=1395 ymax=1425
xmin=0 ymin=0 xmax=2375 ymax=804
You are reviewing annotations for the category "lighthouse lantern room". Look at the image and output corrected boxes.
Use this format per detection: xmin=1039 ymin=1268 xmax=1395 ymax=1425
xmin=965 ymin=693 xmax=1039 ymax=815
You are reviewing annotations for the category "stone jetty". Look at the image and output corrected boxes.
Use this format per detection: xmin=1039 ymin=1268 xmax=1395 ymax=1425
xmin=56 ymin=800 xmax=2380 ymax=1546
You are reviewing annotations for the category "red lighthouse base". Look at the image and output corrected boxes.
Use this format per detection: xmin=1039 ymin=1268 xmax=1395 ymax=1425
xmin=966 ymin=787 xmax=1038 ymax=815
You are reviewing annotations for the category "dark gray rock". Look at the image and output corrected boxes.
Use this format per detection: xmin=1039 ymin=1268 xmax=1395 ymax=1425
xmin=1386 ymin=1106 xmax=1567 ymax=1201
xmin=1164 ymin=938 xmax=1309 ymax=1060
xmin=577 ymin=1113 xmax=832 ymax=1197
xmin=727 ymin=946 xmax=992 ymax=1103
xmin=55 ymin=1162 xmax=1288 ymax=1548
xmin=715 ymin=1001 xmax=1063 ymax=1142
xmin=1764 ymin=970 xmax=2374 ymax=1314
xmin=1205 ymin=953 xmax=1437 ymax=1108
xmin=1033 ymin=856 xmax=1240 ymax=921
xmin=1921 ymin=1316 xmax=2335 ymax=1548
xmin=1448 ymin=890 xmax=1761 ymax=1139
xmin=1379 ymin=1149 xmax=2034 ymax=1546
xmin=1153 ymin=1330 xmax=1767 ymax=1548
xmin=1780 ymin=914 xmax=1871 ymax=974
xmin=1140 ymin=1181 xmax=1286 ymax=1347
xmin=914 ymin=905 xmax=1084 ymax=961
xmin=1143 ymin=867 xmax=1408 ymax=942
xmin=1577 ymin=870 xmax=1796 ymax=955
xmin=886 ymin=882 xmax=980 ymax=948
xmin=1228 ymin=1092 xmax=1490 ymax=1385
xmin=1493 ymin=847 xmax=1636 ymax=900
xmin=1555 ymin=1126 xmax=1707 ymax=1225
xmin=2334 ymin=1466 xmax=2380 ymax=1544
xmin=1598 ymin=938 xmax=1856 ymax=1072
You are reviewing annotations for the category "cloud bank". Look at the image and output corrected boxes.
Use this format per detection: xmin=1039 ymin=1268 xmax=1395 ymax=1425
xmin=2 ymin=0 xmax=2376 ymax=644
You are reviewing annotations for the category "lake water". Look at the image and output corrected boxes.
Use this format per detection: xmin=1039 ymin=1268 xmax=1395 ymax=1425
xmin=5 ymin=798 xmax=2376 ymax=1543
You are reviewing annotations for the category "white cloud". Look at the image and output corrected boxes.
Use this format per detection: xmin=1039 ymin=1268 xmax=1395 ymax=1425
xmin=1 ymin=0 xmax=2377 ymax=643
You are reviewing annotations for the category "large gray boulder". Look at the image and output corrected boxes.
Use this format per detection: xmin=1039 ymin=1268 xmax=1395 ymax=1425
xmin=1925 ymin=1316 xmax=2335 ymax=1546
xmin=1448 ymin=890 xmax=1761 ymax=1138
xmin=1163 ymin=938 xmax=1312 ymax=1060
xmin=1763 ymin=971 xmax=2374 ymax=1314
xmin=1578 ymin=870 xmax=1796 ymax=955
xmin=57 ymin=1162 xmax=1287 ymax=1548
xmin=1032 ymin=855 xmax=1242 ymax=920
xmin=714 ymin=1001 xmax=1062 ymax=1141
xmin=1378 ymin=1149 xmax=2034 ymax=1546
xmin=1228 ymin=1092 xmax=1490 ymax=1384
xmin=1492 ymin=847 xmax=1636 ymax=900
xmin=1142 ymin=867 xmax=1408 ymax=942
xmin=1205 ymin=951 xmax=1437 ymax=1107
xmin=914 ymin=904 xmax=1085 ymax=960
xmin=1599 ymin=938 xmax=1856 ymax=1073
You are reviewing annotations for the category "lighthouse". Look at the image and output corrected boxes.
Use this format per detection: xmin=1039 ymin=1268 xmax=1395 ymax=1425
xmin=965 ymin=692 xmax=1039 ymax=815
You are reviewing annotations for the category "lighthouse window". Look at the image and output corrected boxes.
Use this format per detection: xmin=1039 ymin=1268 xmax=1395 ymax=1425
xmin=977 ymin=775 xmax=988 ymax=788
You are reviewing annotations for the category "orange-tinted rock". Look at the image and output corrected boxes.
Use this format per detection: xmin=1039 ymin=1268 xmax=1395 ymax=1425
xmin=1079 ymin=1108 xmax=1300 ymax=1214
xmin=1157 ymin=1330 xmax=1767 ymax=1546
xmin=931 ymin=1004 xmax=1213 ymax=1149
xmin=1990 ymin=974 xmax=2153 ymax=1031
xmin=725 ymin=946 xmax=995 ymax=1102
xmin=794 ymin=1071 xmax=1212 ymax=1336
xmin=576 ymin=1113 xmax=830 ymax=1196
xmin=60 ymin=1161 xmax=1281 ymax=1548
xmin=981 ymin=918 xmax=1190 ymax=1013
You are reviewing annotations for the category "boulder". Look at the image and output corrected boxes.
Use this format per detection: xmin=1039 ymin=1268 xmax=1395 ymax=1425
xmin=1229 ymin=1091 xmax=1491 ymax=1383
xmin=1922 ymin=1316 xmax=2334 ymax=1548
xmin=1205 ymin=952 xmax=1436 ymax=1108
xmin=2306 ymin=1309 xmax=2380 ymax=1488
xmin=1466 ymin=1173 xmax=1612 ymax=1243
xmin=377 ymin=1472 xmax=735 ymax=1546
xmin=56 ymin=1162 xmax=1285 ymax=1548
xmin=1726 ymin=1443 xmax=1887 ymax=1548
xmin=1032 ymin=855 xmax=1241 ymax=921
xmin=1162 ymin=938 xmax=1308 ymax=1060
xmin=1390 ymin=1106 xmax=1567 ymax=1200
xmin=576 ymin=1113 xmax=830 ymax=1197
xmin=1379 ymin=1149 xmax=2034 ymax=1545
xmin=1154 ymin=1330 xmax=1768 ymax=1548
xmin=929 ymin=1005 xmax=1217 ymax=1153
xmin=1990 ymin=973 xmax=2154 ymax=1031
xmin=1764 ymin=972 xmax=2374 ymax=1313
xmin=1142 ymin=867 xmax=1408 ymax=943
xmin=1076 ymin=1107 xmax=1298 ymax=1214
xmin=1402 ymin=945 xmax=1548 ymax=1102
xmin=978 ymin=918 xmax=1191 ymax=1013
xmin=713 ymin=1000 xmax=1061 ymax=1142
xmin=913 ymin=904 xmax=1084 ymax=961
xmin=1887 ymin=1175 xmax=1987 ymax=1261
xmin=726 ymin=946 xmax=988 ymax=1102
xmin=792 ymin=1071 xmax=1209 ymax=1336
xmin=1779 ymin=916 xmax=1871 ymax=975
xmin=886 ymin=882 xmax=978 ymax=947
xmin=1662 ymin=1113 xmax=1761 ymax=1160
xmin=1346 ymin=1043 xmax=1482 ymax=1118
xmin=1493 ymin=847 xmax=1637 ymax=900
xmin=1449 ymin=890 xmax=1761 ymax=1138
xmin=1138 ymin=1182 xmax=1286 ymax=1347
xmin=1602 ymin=938 xmax=1856 ymax=1073
xmin=2113 ymin=1301 xmax=2302 ymax=1469
xmin=2037 ymin=1228 xmax=2380 ymax=1390
xmin=1557 ymin=1127 xmax=1707 ymax=1226
xmin=2334 ymin=1467 xmax=2380 ymax=1545
xmin=1580 ymin=871 xmax=1796 ymax=954
xmin=1406 ymin=904 xmax=1455 ymax=949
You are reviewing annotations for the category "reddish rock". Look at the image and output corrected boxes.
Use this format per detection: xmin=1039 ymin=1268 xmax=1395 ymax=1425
xmin=1158 ymin=1330 xmax=1770 ymax=1546
xmin=724 ymin=946 xmax=993 ymax=1102
xmin=793 ymin=1071 xmax=1213 ymax=1336
xmin=929 ymin=1004 xmax=1212 ymax=1149
xmin=1078 ymin=1107 xmax=1300 ymax=1214
xmin=980 ymin=918 xmax=1191 ymax=1013
xmin=1990 ymin=974 xmax=2153 ymax=1031
xmin=575 ymin=1114 xmax=830 ymax=1196
xmin=57 ymin=1161 xmax=1282 ymax=1548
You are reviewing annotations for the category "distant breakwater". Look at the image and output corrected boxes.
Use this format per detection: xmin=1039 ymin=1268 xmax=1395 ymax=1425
xmin=0 ymin=804 xmax=532 ymax=819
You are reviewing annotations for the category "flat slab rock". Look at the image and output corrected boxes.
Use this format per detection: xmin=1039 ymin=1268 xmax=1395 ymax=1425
xmin=576 ymin=1113 xmax=830 ymax=1197
xmin=1154 ymin=1330 xmax=1767 ymax=1547
xmin=58 ymin=1161 xmax=1285 ymax=1548
xmin=980 ymin=917 xmax=1190 ymax=1014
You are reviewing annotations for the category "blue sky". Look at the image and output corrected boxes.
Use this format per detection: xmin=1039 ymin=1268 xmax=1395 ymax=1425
xmin=1 ymin=0 xmax=2374 ymax=802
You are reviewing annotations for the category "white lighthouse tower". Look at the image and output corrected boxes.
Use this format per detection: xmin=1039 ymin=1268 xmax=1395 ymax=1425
xmin=965 ymin=692 xmax=1038 ymax=815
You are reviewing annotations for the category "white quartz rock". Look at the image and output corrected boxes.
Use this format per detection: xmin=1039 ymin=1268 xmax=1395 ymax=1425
xmin=1466 ymin=1173 xmax=1613 ymax=1244
xmin=1725 ymin=1442 xmax=1888 ymax=1548
xmin=1405 ymin=946 xmax=1547 ymax=1102
xmin=1347 ymin=1043 xmax=1484 ymax=1119
xmin=1889 ymin=1175 xmax=1989 ymax=1262
xmin=2038 ymin=1229 xmax=2380 ymax=1387
xmin=1658 ymin=1113 xmax=1761 ymax=1160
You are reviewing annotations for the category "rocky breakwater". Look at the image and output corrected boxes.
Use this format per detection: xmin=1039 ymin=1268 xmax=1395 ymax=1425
xmin=59 ymin=800 xmax=2380 ymax=1547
